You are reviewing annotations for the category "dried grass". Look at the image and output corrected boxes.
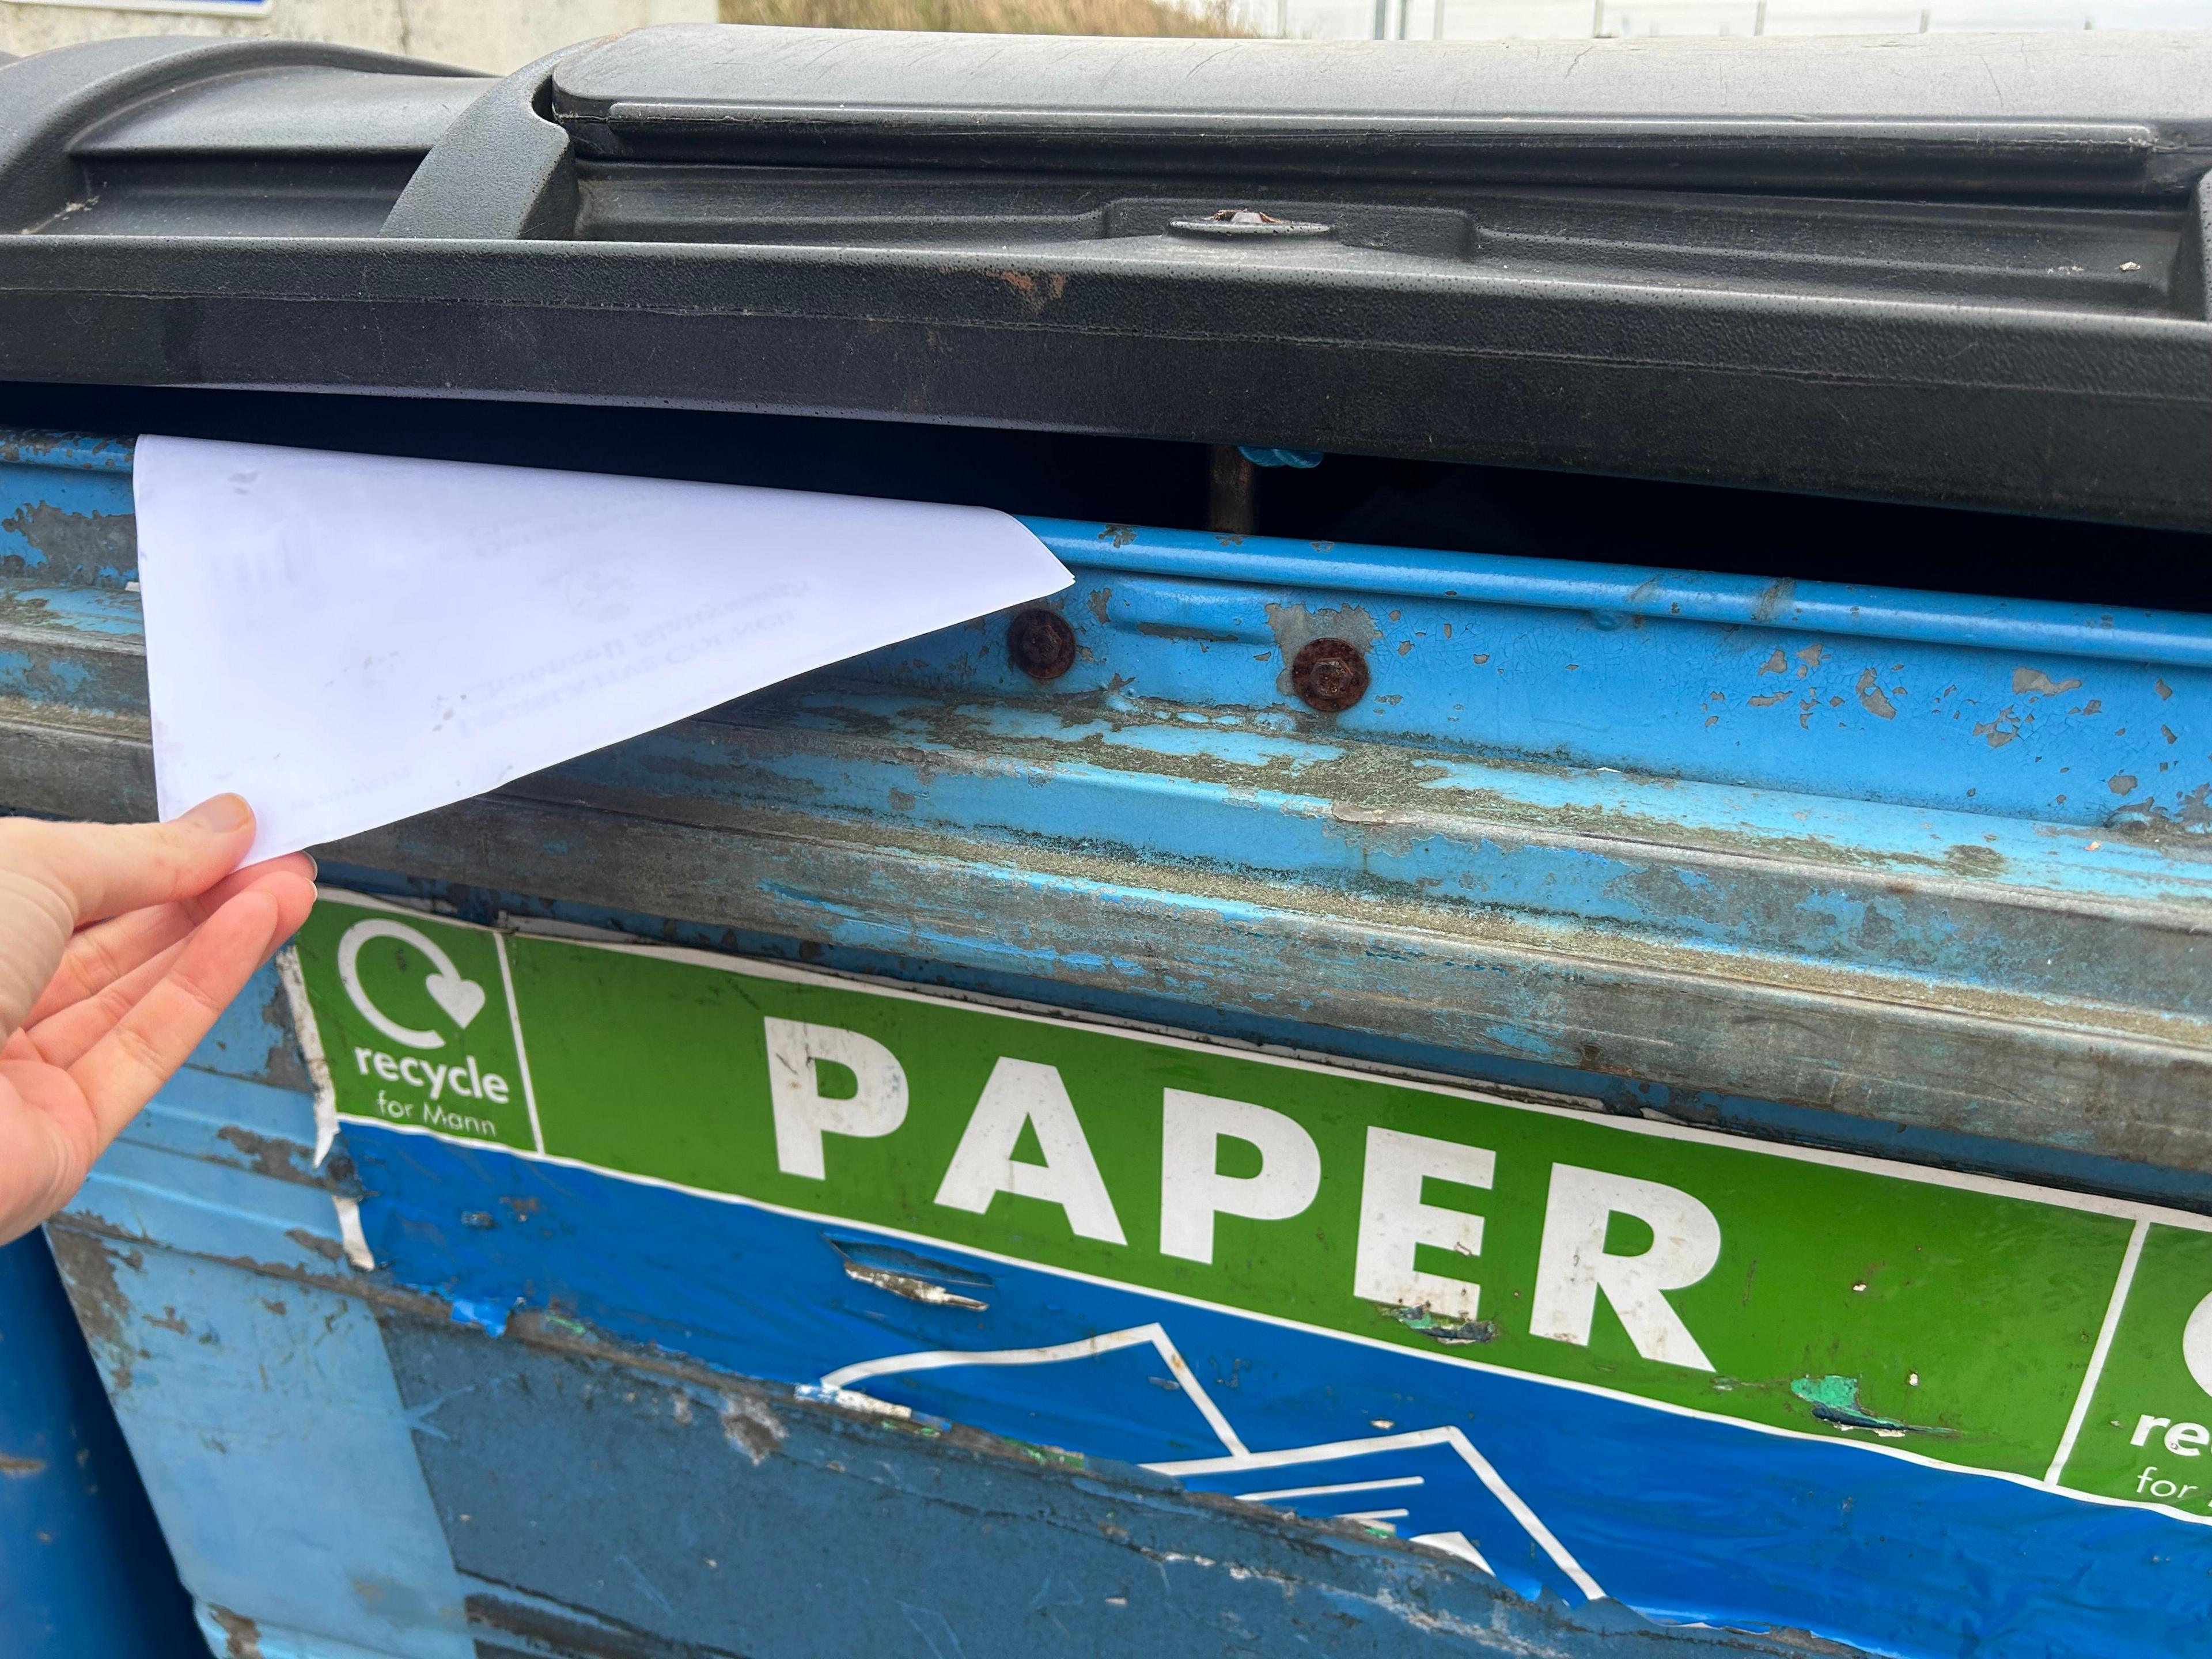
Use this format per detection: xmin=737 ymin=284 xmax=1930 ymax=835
xmin=718 ymin=0 xmax=1251 ymax=37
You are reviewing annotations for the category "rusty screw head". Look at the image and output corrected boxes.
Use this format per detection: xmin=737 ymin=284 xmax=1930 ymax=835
xmin=1290 ymin=637 xmax=1370 ymax=713
xmin=1007 ymin=607 xmax=1077 ymax=681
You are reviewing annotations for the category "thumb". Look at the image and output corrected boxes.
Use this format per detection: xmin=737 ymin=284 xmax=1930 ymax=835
xmin=1 ymin=796 xmax=259 ymax=931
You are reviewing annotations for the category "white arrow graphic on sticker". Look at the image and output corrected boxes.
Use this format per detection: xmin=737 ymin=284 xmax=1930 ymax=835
xmin=2184 ymin=1291 xmax=2212 ymax=1399
xmin=336 ymin=917 xmax=487 ymax=1051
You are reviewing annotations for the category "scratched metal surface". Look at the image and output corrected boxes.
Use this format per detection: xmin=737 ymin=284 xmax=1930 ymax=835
xmin=2 ymin=430 xmax=2207 ymax=1186
xmin=2 ymin=427 xmax=2210 ymax=1657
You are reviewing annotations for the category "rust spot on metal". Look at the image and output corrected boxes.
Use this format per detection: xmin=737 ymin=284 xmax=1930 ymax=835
xmin=719 ymin=1392 xmax=787 ymax=1465
xmin=1942 ymin=844 xmax=2004 ymax=877
xmin=215 ymin=1124 xmax=316 ymax=1185
xmin=983 ymin=268 xmax=1066 ymax=316
xmin=1135 ymin=621 xmax=1237 ymax=645
xmin=0 ymin=501 xmax=135 ymax=588
xmin=1855 ymin=669 xmax=1896 ymax=721
xmin=1207 ymin=445 xmax=1254 ymax=536
xmin=286 ymin=1228 xmax=344 ymax=1263
xmin=2013 ymin=667 xmax=2084 ymax=697
xmin=1973 ymin=713 xmax=2021 ymax=748
xmin=1266 ymin=601 xmax=1378 ymax=707
xmin=209 ymin=1605 xmax=263 ymax=1659
xmin=2109 ymin=781 xmax=2212 ymax=841
xmin=0 ymin=1453 xmax=47 ymax=1477
xmin=1759 ymin=650 xmax=1789 ymax=676
xmin=2156 ymin=678 xmax=2174 ymax=700
xmin=2111 ymin=772 xmax=2140 ymax=794
xmin=44 ymin=1227 xmax=138 ymax=1389
xmin=1290 ymin=639 xmax=1370 ymax=714
xmin=1086 ymin=588 xmax=1112 ymax=624
xmin=1007 ymin=608 xmax=1076 ymax=681
xmin=253 ymin=976 xmax=313 ymax=1094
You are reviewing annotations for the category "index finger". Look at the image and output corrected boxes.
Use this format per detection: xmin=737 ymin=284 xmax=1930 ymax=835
xmin=67 ymin=885 xmax=287 ymax=1149
xmin=24 ymin=851 xmax=316 ymax=1027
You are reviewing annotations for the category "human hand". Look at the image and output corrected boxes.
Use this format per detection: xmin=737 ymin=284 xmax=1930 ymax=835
xmin=1 ymin=796 xmax=317 ymax=1244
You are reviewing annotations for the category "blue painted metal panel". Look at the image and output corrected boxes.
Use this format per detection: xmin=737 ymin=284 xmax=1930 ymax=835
xmin=342 ymin=1120 xmax=2212 ymax=1659
xmin=0 ymin=1229 xmax=203 ymax=1658
xmin=378 ymin=1310 xmax=1758 ymax=1659
xmin=544 ymin=694 xmax=2209 ymax=1000
xmin=0 ymin=429 xmax=136 ymax=587
xmin=62 ymin=1244 xmax=475 ymax=1659
xmin=992 ymin=525 xmax=2211 ymax=831
xmin=4 ymin=426 xmax=2210 ymax=1659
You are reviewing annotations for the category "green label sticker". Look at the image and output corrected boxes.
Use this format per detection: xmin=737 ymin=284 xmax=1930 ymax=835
xmin=293 ymin=899 xmax=535 ymax=1151
xmin=2054 ymin=1226 xmax=2212 ymax=1515
xmin=290 ymin=891 xmax=2212 ymax=1510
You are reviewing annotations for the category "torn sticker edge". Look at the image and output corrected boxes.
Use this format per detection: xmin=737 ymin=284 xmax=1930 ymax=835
xmin=274 ymin=941 xmax=339 ymax=1170
xmin=331 ymin=1194 xmax=377 ymax=1273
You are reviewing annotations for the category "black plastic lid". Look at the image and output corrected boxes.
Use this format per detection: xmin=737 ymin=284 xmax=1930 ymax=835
xmin=0 ymin=27 xmax=2202 ymax=531
xmin=553 ymin=26 xmax=2212 ymax=196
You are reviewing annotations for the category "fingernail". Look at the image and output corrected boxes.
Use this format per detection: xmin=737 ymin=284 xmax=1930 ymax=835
xmin=181 ymin=794 xmax=251 ymax=833
xmin=303 ymin=854 xmax=319 ymax=880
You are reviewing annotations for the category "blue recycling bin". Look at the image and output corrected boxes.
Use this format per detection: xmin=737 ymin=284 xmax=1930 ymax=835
xmin=3 ymin=20 xmax=2211 ymax=1659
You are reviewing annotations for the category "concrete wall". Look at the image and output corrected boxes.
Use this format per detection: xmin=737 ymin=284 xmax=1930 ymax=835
xmin=0 ymin=0 xmax=716 ymax=74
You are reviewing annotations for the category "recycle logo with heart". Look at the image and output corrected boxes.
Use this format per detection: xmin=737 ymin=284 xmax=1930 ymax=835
xmin=336 ymin=917 xmax=489 ymax=1051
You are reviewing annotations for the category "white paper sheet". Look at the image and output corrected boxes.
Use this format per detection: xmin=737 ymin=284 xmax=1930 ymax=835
xmin=134 ymin=436 xmax=1072 ymax=862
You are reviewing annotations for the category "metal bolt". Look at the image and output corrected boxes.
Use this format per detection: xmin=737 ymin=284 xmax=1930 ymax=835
xmin=1168 ymin=209 xmax=1334 ymax=239
xmin=1291 ymin=637 xmax=1370 ymax=713
xmin=1007 ymin=607 xmax=1076 ymax=681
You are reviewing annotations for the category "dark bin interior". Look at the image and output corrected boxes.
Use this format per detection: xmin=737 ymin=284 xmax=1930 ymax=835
xmin=1 ymin=381 xmax=2204 ymax=616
